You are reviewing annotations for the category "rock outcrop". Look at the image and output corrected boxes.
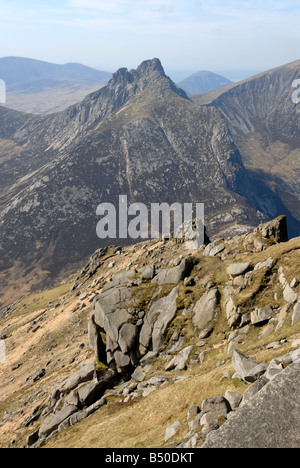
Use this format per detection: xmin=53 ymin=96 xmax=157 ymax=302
xmin=30 ymin=366 xmax=117 ymax=447
xmin=232 ymin=350 xmax=267 ymax=383
xmin=152 ymin=258 xmax=193 ymax=286
xmin=181 ymin=348 xmax=300 ymax=448
xmin=2 ymin=216 xmax=299 ymax=449
xmin=89 ymin=268 xmax=180 ymax=373
xmin=203 ymin=363 xmax=300 ymax=448
xmin=192 ymin=288 xmax=220 ymax=330
xmin=257 ymin=216 xmax=289 ymax=243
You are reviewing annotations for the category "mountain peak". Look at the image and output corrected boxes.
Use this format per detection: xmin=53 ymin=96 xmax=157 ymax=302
xmin=136 ymin=58 xmax=166 ymax=76
xmin=111 ymin=67 xmax=135 ymax=85
xmin=87 ymin=58 xmax=188 ymax=115
xmin=110 ymin=58 xmax=166 ymax=86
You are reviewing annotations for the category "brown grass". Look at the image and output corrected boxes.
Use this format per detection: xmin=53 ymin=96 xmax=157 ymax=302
xmin=1 ymin=237 xmax=300 ymax=448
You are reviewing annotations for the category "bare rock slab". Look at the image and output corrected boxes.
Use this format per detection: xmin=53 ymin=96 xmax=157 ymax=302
xmin=152 ymin=258 xmax=193 ymax=285
xmin=39 ymin=404 xmax=78 ymax=439
xmin=232 ymin=350 xmax=267 ymax=383
xmin=140 ymin=286 xmax=178 ymax=360
xmin=227 ymin=263 xmax=251 ymax=278
xmin=292 ymin=303 xmax=300 ymax=325
xmin=165 ymin=421 xmax=181 ymax=442
xmin=203 ymin=363 xmax=300 ymax=448
xmin=251 ymin=306 xmax=274 ymax=325
xmin=193 ymin=288 xmax=220 ymax=330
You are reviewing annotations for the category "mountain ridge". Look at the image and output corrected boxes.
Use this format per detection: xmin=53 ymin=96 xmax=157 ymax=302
xmin=193 ymin=58 xmax=300 ymax=104
xmin=0 ymin=56 xmax=112 ymax=114
xmin=0 ymin=56 xmax=111 ymax=85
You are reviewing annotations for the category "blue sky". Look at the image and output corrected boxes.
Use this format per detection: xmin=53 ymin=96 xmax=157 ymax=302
xmin=1 ymin=0 xmax=300 ymax=78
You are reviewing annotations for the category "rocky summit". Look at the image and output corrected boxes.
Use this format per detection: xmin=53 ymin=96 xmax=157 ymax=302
xmin=0 ymin=58 xmax=287 ymax=310
xmin=0 ymin=215 xmax=300 ymax=448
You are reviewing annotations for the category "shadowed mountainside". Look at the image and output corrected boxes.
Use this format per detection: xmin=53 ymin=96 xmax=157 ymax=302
xmin=193 ymin=59 xmax=300 ymax=239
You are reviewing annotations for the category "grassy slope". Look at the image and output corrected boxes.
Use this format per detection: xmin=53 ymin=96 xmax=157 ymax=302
xmin=47 ymin=238 xmax=300 ymax=448
xmin=0 ymin=237 xmax=300 ymax=448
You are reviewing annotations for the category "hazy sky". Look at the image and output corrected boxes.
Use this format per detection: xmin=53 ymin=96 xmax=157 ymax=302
xmin=1 ymin=0 xmax=300 ymax=77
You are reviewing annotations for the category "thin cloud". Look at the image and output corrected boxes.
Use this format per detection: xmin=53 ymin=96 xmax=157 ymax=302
xmin=1 ymin=0 xmax=300 ymax=72
xmin=67 ymin=0 xmax=128 ymax=13
xmin=66 ymin=0 xmax=199 ymax=23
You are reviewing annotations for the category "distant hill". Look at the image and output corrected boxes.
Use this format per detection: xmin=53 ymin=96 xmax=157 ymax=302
xmin=0 ymin=57 xmax=112 ymax=114
xmin=177 ymin=71 xmax=233 ymax=96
